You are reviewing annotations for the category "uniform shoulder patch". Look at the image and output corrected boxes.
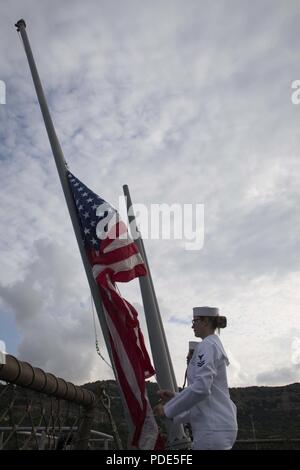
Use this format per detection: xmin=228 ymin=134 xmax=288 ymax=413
xmin=197 ymin=353 xmax=205 ymax=367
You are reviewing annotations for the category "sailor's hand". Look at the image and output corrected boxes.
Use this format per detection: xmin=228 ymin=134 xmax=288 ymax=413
xmin=157 ymin=389 xmax=175 ymax=403
xmin=154 ymin=403 xmax=165 ymax=417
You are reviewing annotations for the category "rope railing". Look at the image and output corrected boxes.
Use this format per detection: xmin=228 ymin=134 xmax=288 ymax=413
xmin=0 ymin=355 xmax=114 ymax=450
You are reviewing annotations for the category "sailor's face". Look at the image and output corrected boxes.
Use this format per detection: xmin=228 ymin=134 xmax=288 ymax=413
xmin=192 ymin=317 xmax=205 ymax=338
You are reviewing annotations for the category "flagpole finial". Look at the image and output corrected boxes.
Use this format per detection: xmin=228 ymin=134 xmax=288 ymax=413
xmin=15 ymin=19 xmax=26 ymax=31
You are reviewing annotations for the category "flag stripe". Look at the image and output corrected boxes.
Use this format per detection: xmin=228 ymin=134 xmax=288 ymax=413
xmin=89 ymin=243 xmax=142 ymax=266
xmin=103 ymin=302 xmax=144 ymax=409
xmin=100 ymin=284 xmax=154 ymax=448
xmin=99 ymin=273 xmax=155 ymax=378
xmin=92 ymin=252 xmax=145 ymax=280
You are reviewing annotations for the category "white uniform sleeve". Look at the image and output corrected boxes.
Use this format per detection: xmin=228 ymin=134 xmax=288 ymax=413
xmin=164 ymin=341 xmax=217 ymax=419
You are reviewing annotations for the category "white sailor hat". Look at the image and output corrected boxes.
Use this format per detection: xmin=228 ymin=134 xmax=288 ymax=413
xmin=193 ymin=306 xmax=227 ymax=327
xmin=193 ymin=306 xmax=219 ymax=318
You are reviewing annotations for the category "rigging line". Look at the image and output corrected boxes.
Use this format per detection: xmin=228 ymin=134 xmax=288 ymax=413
xmin=90 ymin=293 xmax=112 ymax=369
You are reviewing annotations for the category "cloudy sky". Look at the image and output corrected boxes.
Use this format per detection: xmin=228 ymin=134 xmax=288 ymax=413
xmin=1 ymin=0 xmax=300 ymax=390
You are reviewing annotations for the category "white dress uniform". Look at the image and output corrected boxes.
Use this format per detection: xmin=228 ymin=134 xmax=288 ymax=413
xmin=164 ymin=334 xmax=238 ymax=450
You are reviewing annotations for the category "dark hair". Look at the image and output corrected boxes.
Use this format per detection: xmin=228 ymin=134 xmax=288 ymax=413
xmin=205 ymin=316 xmax=227 ymax=330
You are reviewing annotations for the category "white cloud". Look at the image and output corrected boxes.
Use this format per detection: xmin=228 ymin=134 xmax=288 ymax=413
xmin=291 ymin=337 xmax=300 ymax=365
xmin=0 ymin=239 xmax=113 ymax=384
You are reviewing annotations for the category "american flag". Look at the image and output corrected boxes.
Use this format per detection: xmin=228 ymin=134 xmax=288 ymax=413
xmin=67 ymin=171 xmax=161 ymax=449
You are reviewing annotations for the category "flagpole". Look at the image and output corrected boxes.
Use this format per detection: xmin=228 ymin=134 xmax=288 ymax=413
xmin=14 ymin=18 xmax=126 ymax=425
xmin=123 ymin=185 xmax=190 ymax=449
